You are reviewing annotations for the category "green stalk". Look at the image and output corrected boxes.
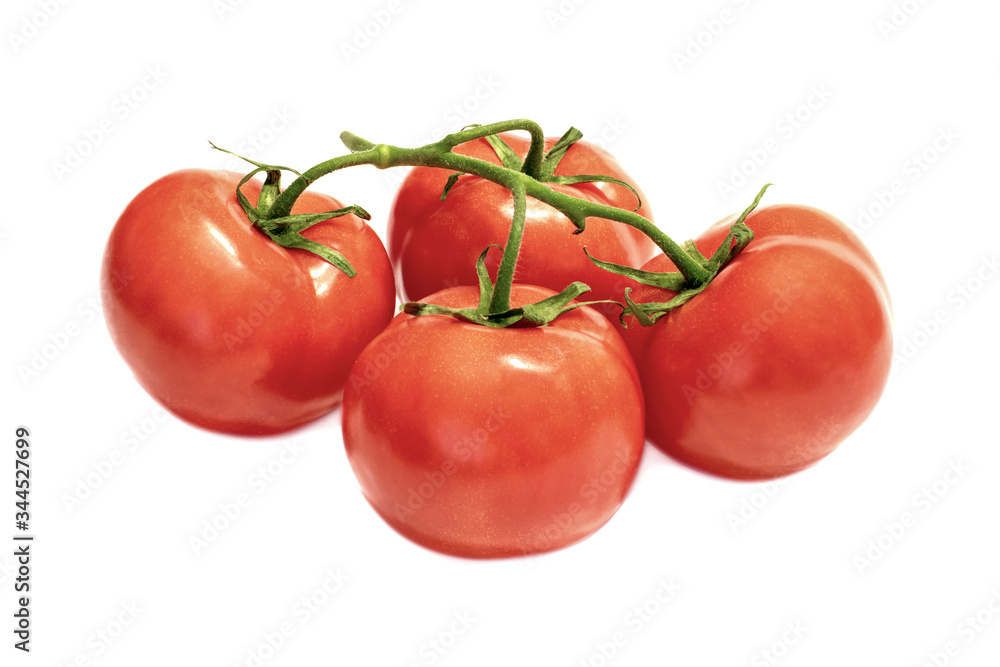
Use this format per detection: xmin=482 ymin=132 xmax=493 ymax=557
xmin=516 ymin=180 xmax=712 ymax=287
xmin=488 ymin=181 xmax=527 ymax=315
xmin=264 ymin=123 xmax=711 ymax=290
xmin=218 ymin=119 xmax=760 ymax=328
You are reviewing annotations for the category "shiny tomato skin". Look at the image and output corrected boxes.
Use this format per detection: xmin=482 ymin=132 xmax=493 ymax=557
xmin=101 ymin=169 xmax=396 ymax=436
xmin=387 ymin=133 xmax=658 ymax=311
xmin=342 ymin=285 xmax=645 ymax=558
xmin=623 ymin=204 xmax=893 ymax=480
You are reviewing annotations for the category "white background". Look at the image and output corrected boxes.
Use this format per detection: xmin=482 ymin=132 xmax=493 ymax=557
xmin=3 ymin=0 xmax=999 ymax=665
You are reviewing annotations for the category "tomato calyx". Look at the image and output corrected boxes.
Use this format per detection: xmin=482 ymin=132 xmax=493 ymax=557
xmin=402 ymin=246 xmax=617 ymax=328
xmin=210 ymin=143 xmax=368 ymax=276
xmin=589 ymin=184 xmax=771 ymax=327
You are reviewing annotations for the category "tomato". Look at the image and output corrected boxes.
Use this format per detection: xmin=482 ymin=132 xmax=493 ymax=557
xmin=101 ymin=169 xmax=396 ymax=435
xmin=387 ymin=133 xmax=658 ymax=312
xmin=622 ymin=204 xmax=893 ymax=480
xmin=342 ymin=285 xmax=645 ymax=558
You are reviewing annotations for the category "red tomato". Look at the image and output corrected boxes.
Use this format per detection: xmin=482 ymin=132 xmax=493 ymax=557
xmin=623 ymin=204 xmax=893 ymax=480
xmin=101 ymin=169 xmax=395 ymax=435
xmin=387 ymin=133 xmax=658 ymax=312
xmin=342 ymin=285 xmax=645 ymax=558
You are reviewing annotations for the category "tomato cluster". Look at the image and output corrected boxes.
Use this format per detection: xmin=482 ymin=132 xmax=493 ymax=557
xmin=101 ymin=123 xmax=892 ymax=559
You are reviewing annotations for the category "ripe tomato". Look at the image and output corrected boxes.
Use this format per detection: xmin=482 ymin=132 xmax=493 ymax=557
xmin=342 ymin=285 xmax=645 ymax=558
xmin=622 ymin=204 xmax=893 ymax=480
xmin=387 ymin=133 xmax=658 ymax=311
xmin=101 ymin=169 xmax=395 ymax=435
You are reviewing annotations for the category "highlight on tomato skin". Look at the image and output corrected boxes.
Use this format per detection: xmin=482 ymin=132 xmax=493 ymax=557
xmin=620 ymin=203 xmax=894 ymax=481
xmin=100 ymin=169 xmax=397 ymax=436
xmin=341 ymin=284 xmax=646 ymax=559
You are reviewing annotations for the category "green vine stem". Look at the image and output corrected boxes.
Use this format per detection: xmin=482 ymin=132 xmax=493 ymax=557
xmin=267 ymin=121 xmax=709 ymax=288
xmin=219 ymin=119 xmax=760 ymax=326
xmin=489 ymin=179 xmax=527 ymax=314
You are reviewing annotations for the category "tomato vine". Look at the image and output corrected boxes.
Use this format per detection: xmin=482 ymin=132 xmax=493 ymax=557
xmin=217 ymin=119 xmax=767 ymax=327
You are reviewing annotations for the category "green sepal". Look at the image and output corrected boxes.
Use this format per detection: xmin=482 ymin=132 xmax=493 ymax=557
xmin=622 ymin=289 xmax=654 ymax=327
xmin=402 ymin=247 xmax=610 ymax=328
xmin=210 ymin=142 xmax=363 ymax=276
xmin=473 ymin=244 xmax=502 ymax=312
xmin=400 ymin=245 xmax=503 ymax=326
xmin=534 ymin=127 xmax=643 ymax=212
xmin=256 ymin=206 xmax=371 ymax=234
xmin=604 ymin=183 xmax=772 ymax=327
xmin=440 ymin=172 xmax=462 ymax=201
xmin=448 ymin=123 xmax=525 ymax=171
xmin=256 ymin=226 xmax=355 ymax=277
xmin=483 ymin=132 xmax=524 ymax=171
xmin=487 ymin=281 xmax=593 ymax=326
xmin=543 ymin=174 xmax=642 ymax=213
xmin=539 ymin=127 xmax=583 ymax=178
xmin=210 ymin=142 xmax=300 ymax=218
xmin=519 ymin=281 xmax=593 ymax=324
xmin=584 ymin=248 xmax=687 ymax=292
xmin=231 ymin=164 xmax=302 ymax=224
xmin=401 ymin=301 xmax=487 ymax=325
xmin=682 ymin=239 xmax=708 ymax=264
xmin=701 ymin=183 xmax=769 ymax=273
xmin=439 ymin=130 xmax=524 ymax=201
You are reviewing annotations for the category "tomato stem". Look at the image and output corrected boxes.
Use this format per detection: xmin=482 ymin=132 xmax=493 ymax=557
xmin=517 ymin=184 xmax=713 ymax=287
xmin=223 ymin=120 xmax=762 ymax=327
xmin=488 ymin=181 xmax=527 ymax=314
xmin=267 ymin=122 xmax=712 ymax=291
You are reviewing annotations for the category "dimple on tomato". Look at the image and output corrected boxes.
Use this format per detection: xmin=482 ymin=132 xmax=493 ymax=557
xmin=387 ymin=132 xmax=658 ymax=310
xmin=101 ymin=169 xmax=396 ymax=435
xmin=622 ymin=204 xmax=893 ymax=480
xmin=342 ymin=284 xmax=645 ymax=558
